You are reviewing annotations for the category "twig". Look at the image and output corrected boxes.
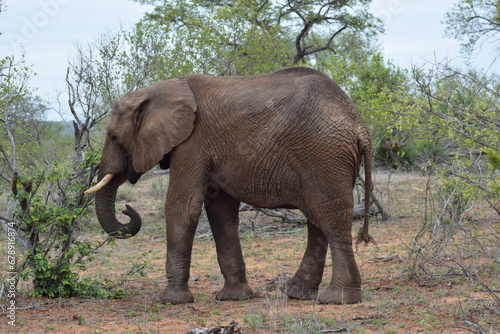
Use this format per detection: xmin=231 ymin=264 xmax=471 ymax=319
xmin=448 ymin=258 xmax=500 ymax=307
xmin=463 ymin=320 xmax=490 ymax=334
xmin=321 ymin=328 xmax=350 ymax=333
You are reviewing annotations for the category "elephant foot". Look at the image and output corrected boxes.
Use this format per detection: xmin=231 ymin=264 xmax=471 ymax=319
xmin=280 ymin=276 xmax=319 ymax=300
xmin=318 ymin=284 xmax=361 ymax=305
xmin=215 ymin=283 xmax=254 ymax=301
xmin=159 ymin=286 xmax=194 ymax=305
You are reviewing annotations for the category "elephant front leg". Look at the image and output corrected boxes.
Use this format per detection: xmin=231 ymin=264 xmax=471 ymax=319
xmin=281 ymin=221 xmax=327 ymax=300
xmin=205 ymin=190 xmax=253 ymax=301
xmin=159 ymin=192 xmax=204 ymax=304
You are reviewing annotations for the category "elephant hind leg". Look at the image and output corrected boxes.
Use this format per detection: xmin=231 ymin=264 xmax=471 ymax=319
xmin=317 ymin=237 xmax=362 ymax=305
xmin=281 ymin=221 xmax=327 ymax=300
xmin=317 ymin=196 xmax=362 ymax=305
xmin=205 ymin=190 xmax=253 ymax=301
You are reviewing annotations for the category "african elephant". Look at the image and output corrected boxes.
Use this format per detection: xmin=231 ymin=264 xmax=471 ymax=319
xmin=85 ymin=67 xmax=373 ymax=305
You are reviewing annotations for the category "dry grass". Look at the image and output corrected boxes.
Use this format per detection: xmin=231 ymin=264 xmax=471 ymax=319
xmin=1 ymin=171 xmax=499 ymax=333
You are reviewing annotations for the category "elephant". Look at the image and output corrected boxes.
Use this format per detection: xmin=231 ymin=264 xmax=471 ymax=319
xmin=85 ymin=67 xmax=373 ymax=305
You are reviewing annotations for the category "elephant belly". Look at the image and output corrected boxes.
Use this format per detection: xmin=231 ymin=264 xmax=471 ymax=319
xmin=208 ymin=163 xmax=302 ymax=210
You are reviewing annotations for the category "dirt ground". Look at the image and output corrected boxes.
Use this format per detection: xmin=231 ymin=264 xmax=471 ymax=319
xmin=2 ymin=172 xmax=499 ymax=333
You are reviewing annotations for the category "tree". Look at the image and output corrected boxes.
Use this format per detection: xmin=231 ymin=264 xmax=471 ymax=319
xmin=444 ymin=0 xmax=500 ymax=54
xmin=280 ymin=0 xmax=382 ymax=63
xmin=3 ymin=96 xmax=49 ymax=166
xmin=131 ymin=0 xmax=383 ymax=76
xmin=392 ymin=60 xmax=500 ymax=215
xmin=63 ymin=35 xmax=125 ymax=168
xmin=0 ymin=54 xmax=35 ymax=246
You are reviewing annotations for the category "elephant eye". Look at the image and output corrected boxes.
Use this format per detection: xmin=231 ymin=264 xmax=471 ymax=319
xmin=110 ymin=134 xmax=118 ymax=143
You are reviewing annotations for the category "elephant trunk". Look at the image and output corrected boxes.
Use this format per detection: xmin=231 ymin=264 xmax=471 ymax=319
xmin=94 ymin=174 xmax=142 ymax=239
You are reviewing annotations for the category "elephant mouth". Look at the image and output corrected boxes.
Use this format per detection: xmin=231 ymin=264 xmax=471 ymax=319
xmin=127 ymin=155 xmax=142 ymax=185
xmin=128 ymin=171 xmax=141 ymax=184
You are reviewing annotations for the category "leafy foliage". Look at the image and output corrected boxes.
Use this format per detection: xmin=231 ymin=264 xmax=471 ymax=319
xmin=129 ymin=0 xmax=383 ymax=77
xmin=409 ymin=63 xmax=499 ymax=208
xmin=444 ymin=0 xmax=500 ymax=54
xmin=12 ymin=152 xmax=98 ymax=296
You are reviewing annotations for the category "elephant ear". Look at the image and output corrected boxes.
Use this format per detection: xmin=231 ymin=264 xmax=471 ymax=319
xmin=132 ymin=78 xmax=197 ymax=173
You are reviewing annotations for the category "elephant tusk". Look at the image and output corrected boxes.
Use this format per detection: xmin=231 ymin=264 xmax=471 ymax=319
xmin=84 ymin=173 xmax=114 ymax=194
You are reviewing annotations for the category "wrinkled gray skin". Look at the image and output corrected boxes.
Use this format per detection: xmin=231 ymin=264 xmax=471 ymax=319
xmin=93 ymin=67 xmax=372 ymax=305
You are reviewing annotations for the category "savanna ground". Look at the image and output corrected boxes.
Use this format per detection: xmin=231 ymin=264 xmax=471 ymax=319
xmin=1 ymin=172 xmax=499 ymax=334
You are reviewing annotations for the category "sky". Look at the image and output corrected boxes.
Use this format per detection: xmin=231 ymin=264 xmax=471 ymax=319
xmin=0 ymin=0 xmax=498 ymax=121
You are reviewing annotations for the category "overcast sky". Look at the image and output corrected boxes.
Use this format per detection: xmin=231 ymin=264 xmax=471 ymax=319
xmin=0 ymin=0 xmax=498 ymax=121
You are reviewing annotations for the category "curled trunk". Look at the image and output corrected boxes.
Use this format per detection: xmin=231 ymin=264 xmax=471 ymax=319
xmin=94 ymin=176 xmax=142 ymax=239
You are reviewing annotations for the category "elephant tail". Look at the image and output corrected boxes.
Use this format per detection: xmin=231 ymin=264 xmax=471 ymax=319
xmin=358 ymin=135 xmax=374 ymax=245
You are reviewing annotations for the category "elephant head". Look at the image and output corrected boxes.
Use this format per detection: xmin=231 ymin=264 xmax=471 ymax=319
xmin=85 ymin=78 xmax=197 ymax=238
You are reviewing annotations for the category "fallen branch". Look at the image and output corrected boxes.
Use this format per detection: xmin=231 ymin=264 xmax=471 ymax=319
xmin=357 ymin=175 xmax=389 ymax=220
xmin=240 ymin=204 xmax=306 ymax=224
xmin=240 ymin=200 xmax=373 ymax=224
xmin=184 ymin=320 xmax=241 ymax=334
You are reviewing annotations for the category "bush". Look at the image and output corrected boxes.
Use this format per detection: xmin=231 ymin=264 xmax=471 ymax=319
xmin=10 ymin=156 xmax=109 ymax=298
